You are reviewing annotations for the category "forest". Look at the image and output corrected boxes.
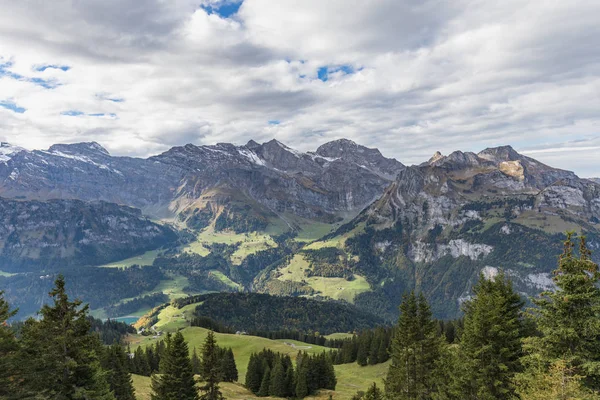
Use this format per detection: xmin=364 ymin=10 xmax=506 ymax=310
xmin=186 ymin=292 xmax=384 ymax=334
xmin=1 ymin=234 xmax=600 ymax=399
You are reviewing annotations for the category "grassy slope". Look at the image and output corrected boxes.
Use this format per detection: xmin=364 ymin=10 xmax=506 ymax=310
xmin=128 ymin=304 xmax=387 ymax=399
xmin=131 ymin=350 xmax=387 ymax=400
xmin=98 ymin=250 xmax=160 ymax=268
xmin=278 ymin=254 xmax=370 ymax=303
xmin=132 ymin=360 xmax=388 ymax=400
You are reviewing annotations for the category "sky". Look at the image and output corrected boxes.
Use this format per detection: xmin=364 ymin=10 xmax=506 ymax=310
xmin=0 ymin=0 xmax=599 ymax=176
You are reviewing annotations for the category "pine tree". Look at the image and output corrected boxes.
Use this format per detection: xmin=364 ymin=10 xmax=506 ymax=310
xmin=225 ymin=348 xmax=238 ymax=382
xmin=150 ymin=331 xmax=198 ymax=400
xmin=285 ymin=361 xmax=296 ymax=397
xmin=459 ymin=271 xmax=524 ymax=399
xmin=245 ymin=353 xmax=263 ymax=394
xmin=517 ymin=234 xmax=600 ymax=396
xmin=258 ymin=365 xmax=271 ymax=397
xmin=198 ymin=331 xmax=224 ymax=400
xmin=269 ymin=357 xmax=287 ymax=397
xmin=322 ymin=352 xmax=337 ymax=390
xmin=191 ymin=347 xmax=201 ymax=375
xmin=0 ymin=291 xmax=20 ymax=398
xmin=356 ymin=334 xmax=370 ymax=366
xmin=19 ymin=275 xmax=114 ymax=399
xmin=102 ymin=343 xmax=136 ymax=400
xmin=364 ymin=382 xmax=384 ymax=400
xmin=385 ymin=292 xmax=440 ymax=400
xmin=135 ymin=346 xmax=151 ymax=376
xmin=377 ymin=336 xmax=388 ymax=364
xmin=368 ymin=332 xmax=380 ymax=365
xmin=295 ymin=364 xmax=309 ymax=399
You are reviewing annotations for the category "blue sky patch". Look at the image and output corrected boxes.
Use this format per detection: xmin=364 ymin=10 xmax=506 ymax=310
xmin=268 ymin=120 xmax=280 ymax=125
xmin=35 ymin=64 xmax=70 ymax=72
xmin=317 ymin=65 xmax=356 ymax=82
xmin=1 ymin=62 xmax=60 ymax=88
xmin=89 ymin=113 xmax=116 ymax=118
xmin=61 ymin=110 xmax=84 ymax=116
xmin=30 ymin=77 xmax=59 ymax=89
xmin=201 ymin=1 xmax=243 ymax=18
xmin=0 ymin=100 xmax=26 ymax=113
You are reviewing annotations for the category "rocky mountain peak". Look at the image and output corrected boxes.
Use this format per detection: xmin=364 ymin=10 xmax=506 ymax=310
xmin=428 ymin=151 xmax=444 ymax=164
xmin=245 ymin=139 xmax=261 ymax=149
xmin=48 ymin=141 xmax=110 ymax=157
xmin=316 ymin=138 xmax=369 ymax=158
xmin=314 ymin=139 xmax=404 ymax=179
xmin=0 ymin=142 xmax=27 ymax=162
xmin=477 ymin=145 xmax=521 ymax=163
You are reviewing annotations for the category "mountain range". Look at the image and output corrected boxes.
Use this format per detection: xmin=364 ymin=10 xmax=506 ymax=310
xmin=1 ymin=139 xmax=599 ymax=319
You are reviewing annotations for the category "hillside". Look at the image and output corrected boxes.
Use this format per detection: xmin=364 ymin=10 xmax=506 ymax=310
xmin=0 ymin=197 xmax=177 ymax=272
xmin=127 ymin=300 xmax=389 ymax=400
xmin=3 ymin=140 xmax=600 ymax=322
xmin=258 ymin=146 xmax=600 ymax=319
xmin=184 ymin=292 xmax=384 ymax=334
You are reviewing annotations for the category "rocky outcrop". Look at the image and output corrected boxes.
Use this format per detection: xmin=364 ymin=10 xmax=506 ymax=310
xmin=0 ymin=197 xmax=177 ymax=271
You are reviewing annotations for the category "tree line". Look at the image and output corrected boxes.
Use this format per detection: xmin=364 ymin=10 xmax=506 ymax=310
xmin=245 ymin=348 xmax=337 ymax=398
xmin=127 ymin=334 xmax=238 ymax=384
xmin=0 ymin=273 xmax=244 ymax=400
xmin=359 ymin=234 xmax=600 ymax=400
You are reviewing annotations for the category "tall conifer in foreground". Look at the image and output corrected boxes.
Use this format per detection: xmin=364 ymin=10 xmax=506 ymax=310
xmin=516 ymin=234 xmax=600 ymax=398
xmin=459 ymin=271 xmax=524 ymax=399
xmin=385 ymin=292 xmax=440 ymax=400
xmin=151 ymin=331 xmax=198 ymax=400
xmin=199 ymin=331 xmax=224 ymax=400
xmin=20 ymin=275 xmax=114 ymax=399
xmin=102 ymin=343 xmax=136 ymax=400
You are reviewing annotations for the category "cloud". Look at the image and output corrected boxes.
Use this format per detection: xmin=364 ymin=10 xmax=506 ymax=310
xmin=0 ymin=0 xmax=599 ymax=176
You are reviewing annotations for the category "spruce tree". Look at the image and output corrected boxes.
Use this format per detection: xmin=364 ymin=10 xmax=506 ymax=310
xmin=459 ymin=271 xmax=524 ymax=399
xmin=102 ymin=343 xmax=136 ymax=400
xmin=269 ymin=357 xmax=287 ymax=397
xmin=364 ymin=383 xmax=384 ymax=400
xmin=19 ymin=275 xmax=114 ymax=399
xmin=258 ymin=365 xmax=271 ymax=397
xmin=517 ymin=234 xmax=600 ymax=396
xmin=356 ymin=334 xmax=369 ymax=366
xmin=198 ymin=331 xmax=224 ymax=400
xmin=385 ymin=292 xmax=440 ymax=400
xmin=150 ymin=331 xmax=198 ymax=400
xmin=245 ymin=353 xmax=263 ymax=394
xmin=295 ymin=364 xmax=309 ymax=399
xmin=135 ymin=346 xmax=151 ymax=376
xmin=0 ymin=291 xmax=19 ymax=398
xmin=285 ymin=361 xmax=296 ymax=397
xmin=225 ymin=348 xmax=238 ymax=382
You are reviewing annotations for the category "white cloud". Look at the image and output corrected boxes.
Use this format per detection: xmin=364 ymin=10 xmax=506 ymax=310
xmin=0 ymin=0 xmax=599 ymax=175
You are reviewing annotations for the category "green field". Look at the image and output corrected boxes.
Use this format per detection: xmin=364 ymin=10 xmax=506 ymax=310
xmin=98 ymin=250 xmax=161 ymax=268
xmin=182 ymin=228 xmax=278 ymax=265
xmin=131 ymin=360 xmax=388 ymax=400
xmin=278 ymin=254 xmax=371 ymax=303
xmin=128 ymin=301 xmax=387 ymax=399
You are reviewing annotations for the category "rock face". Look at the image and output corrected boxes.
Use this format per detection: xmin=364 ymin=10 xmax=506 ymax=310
xmin=0 ymin=139 xmax=404 ymax=226
xmin=0 ymin=197 xmax=177 ymax=271
xmin=307 ymin=145 xmax=600 ymax=319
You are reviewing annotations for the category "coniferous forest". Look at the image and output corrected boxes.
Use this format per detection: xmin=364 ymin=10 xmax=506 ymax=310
xmin=1 ymin=234 xmax=600 ymax=399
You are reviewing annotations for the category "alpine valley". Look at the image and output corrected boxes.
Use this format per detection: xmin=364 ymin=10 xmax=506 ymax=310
xmin=1 ymin=139 xmax=599 ymax=320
